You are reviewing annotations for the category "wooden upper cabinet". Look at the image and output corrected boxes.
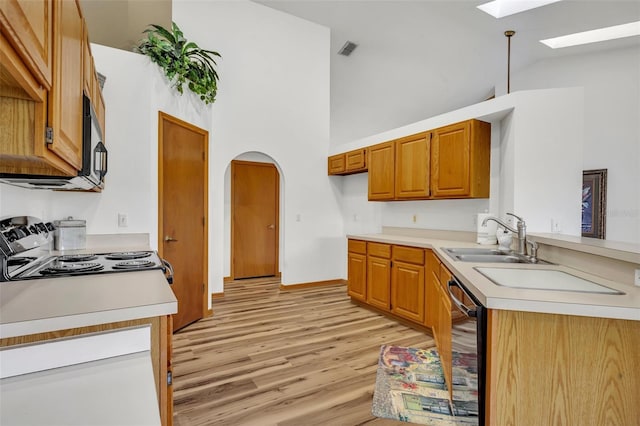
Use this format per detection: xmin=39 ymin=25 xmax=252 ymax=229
xmin=328 ymin=148 xmax=367 ymax=175
xmin=345 ymin=148 xmax=366 ymax=172
xmin=395 ymin=132 xmax=430 ymax=199
xmin=431 ymin=119 xmax=491 ymax=199
xmin=48 ymin=0 xmax=83 ymax=171
xmin=0 ymin=0 xmax=53 ymax=89
xmin=367 ymin=141 xmax=395 ymax=200
xmin=82 ymin=21 xmax=92 ymax=97
xmin=328 ymin=153 xmax=346 ymax=175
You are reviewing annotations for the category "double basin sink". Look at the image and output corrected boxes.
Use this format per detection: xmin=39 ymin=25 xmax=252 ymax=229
xmin=443 ymin=247 xmax=624 ymax=295
xmin=444 ymin=247 xmax=544 ymax=264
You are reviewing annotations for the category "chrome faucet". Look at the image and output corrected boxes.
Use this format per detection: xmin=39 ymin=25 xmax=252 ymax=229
xmin=482 ymin=212 xmax=528 ymax=256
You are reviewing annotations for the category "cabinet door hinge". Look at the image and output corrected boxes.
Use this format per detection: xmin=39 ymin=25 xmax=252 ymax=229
xmin=45 ymin=127 xmax=53 ymax=144
xmin=167 ymin=371 xmax=173 ymax=386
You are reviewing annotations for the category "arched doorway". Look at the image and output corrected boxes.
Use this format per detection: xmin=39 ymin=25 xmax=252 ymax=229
xmin=226 ymin=153 xmax=283 ymax=280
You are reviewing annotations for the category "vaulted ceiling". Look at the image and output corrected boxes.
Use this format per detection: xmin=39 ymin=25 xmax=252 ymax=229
xmin=82 ymin=0 xmax=640 ymax=145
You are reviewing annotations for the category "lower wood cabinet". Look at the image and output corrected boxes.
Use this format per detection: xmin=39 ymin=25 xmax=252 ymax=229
xmin=347 ymin=240 xmax=367 ymax=302
xmin=366 ymin=242 xmax=392 ymax=310
xmin=0 ymin=315 xmax=173 ymax=426
xmin=487 ymin=310 xmax=640 ymax=425
xmin=424 ymin=249 xmax=441 ymax=328
xmin=391 ymin=246 xmax=425 ymax=323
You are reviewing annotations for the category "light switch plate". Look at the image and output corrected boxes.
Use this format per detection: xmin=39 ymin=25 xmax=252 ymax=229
xmin=635 ymin=269 xmax=640 ymax=287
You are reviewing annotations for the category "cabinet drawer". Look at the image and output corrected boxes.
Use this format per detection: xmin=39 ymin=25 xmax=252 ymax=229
xmin=393 ymin=245 xmax=424 ymax=265
xmin=348 ymin=239 xmax=367 ymax=255
xmin=367 ymin=242 xmax=391 ymax=258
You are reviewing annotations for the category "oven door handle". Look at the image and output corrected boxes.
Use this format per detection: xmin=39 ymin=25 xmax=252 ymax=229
xmin=161 ymin=258 xmax=174 ymax=285
xmin=447 ymin=277 xmax=477 ymax=318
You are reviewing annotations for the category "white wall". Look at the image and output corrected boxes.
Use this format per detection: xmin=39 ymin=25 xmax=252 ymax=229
xmin=173 ymin=0 xmax=341 ymax=288
xmin=501 ymin=46 xmax=640 ymax=244
xmin=1 ymin=1 xmax=340 ymax=294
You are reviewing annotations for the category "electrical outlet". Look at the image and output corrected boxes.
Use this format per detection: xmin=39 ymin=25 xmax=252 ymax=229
xmin=551 ymin=219 xmax=562 ymax=233
xmin=635 ymin=269 xmax=640 ymax=287
xmin=118 ymin=213 xmax=128 ymax=228
xmin=412 ymin=214 xmax=417 ymax=223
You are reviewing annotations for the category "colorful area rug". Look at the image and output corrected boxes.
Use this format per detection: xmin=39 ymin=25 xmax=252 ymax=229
xmin=371 ymin=345 xmax=479 ymax=425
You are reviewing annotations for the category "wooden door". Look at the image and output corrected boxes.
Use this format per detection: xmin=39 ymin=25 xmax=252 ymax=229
xmin=231 ymin=160 xmax=279 ymax=279
xmin=391 ymin=260 xmax=425 ymax=323
xmin=158 ymin=112 xmax=208 ymax=332
xmin=367 ymin=141 xmax=395 ymax=200
xmin=395 ymin=132 xmax=430 ymax=199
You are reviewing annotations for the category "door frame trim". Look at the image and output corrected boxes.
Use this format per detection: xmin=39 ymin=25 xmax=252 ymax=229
xmin=157 ymin=111 xmax=209 ymax=319
xmin=230 ymin=159 xmax=280 ymax=280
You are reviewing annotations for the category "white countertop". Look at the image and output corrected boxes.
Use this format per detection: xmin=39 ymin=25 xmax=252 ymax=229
xmin=0 ymin=234 xmax=177 ymax=339
xmin=0 ymin=270 xmax=177 ymax=339
xmin=348 ymin=233 xmax=640 ymax=321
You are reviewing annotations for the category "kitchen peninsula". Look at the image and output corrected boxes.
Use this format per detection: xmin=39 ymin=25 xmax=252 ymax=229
xmin=347 ymin=227 xmax=640 ymax=425
xmin=0 ymin=234 xmax=177 ymax=426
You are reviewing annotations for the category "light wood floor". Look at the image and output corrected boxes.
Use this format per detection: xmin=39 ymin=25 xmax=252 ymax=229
xmin=172 ymin=278 xmax=436 ymax=426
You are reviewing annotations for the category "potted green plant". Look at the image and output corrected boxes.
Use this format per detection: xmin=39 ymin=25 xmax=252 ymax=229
xmin=136 ymin=22 xmax=221 ymax=104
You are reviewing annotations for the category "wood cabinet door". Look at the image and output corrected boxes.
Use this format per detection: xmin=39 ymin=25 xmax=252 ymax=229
xmin=368 ymin=141 xmax=395 ymax=200
xmin=328 ymin=154 xmax=345 ymax=175
xmin=431 ymin=121 xmax=471 ymax=198
xmin=395 ymin=132 xmax=430 ymax=199
xmin=391 ymin=260 xmax=425 ymax=323
xmin=436 ymin=281 xmax=452 ymax=400
xmin=367 ymin=256 xmax=391 ymax=310
xmin=424 ymin=250 xmax=441 ymax=328
xmin=0 ymin=0 xmax=53 ymax=89
xmin=82 ymin=21 xmax=92 ymax=97
xmin=347 ymin=252 xmax=367 ymax=302
xmin=48 ymin=0 xmax=83 ymax=171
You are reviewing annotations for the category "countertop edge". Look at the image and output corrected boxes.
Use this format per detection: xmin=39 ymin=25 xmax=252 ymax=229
xmin=0 ymin=301 xmax=178 ymax=339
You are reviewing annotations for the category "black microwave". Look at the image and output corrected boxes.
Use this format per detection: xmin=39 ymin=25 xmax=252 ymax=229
xmin=0 ymin=94 xmax=107 ymax=190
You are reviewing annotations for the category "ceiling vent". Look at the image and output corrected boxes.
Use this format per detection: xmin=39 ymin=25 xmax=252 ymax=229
xmin=338 ymin=41 xmax=358 ymax=56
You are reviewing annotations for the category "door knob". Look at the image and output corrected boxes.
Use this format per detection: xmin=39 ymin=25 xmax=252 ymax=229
xmin=164 ymin=235 xmax=178 ymax=242
xmin=267 ymin=224 xmax=275 ymax=230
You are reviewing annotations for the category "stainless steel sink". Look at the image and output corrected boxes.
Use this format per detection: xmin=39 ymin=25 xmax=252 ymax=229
xmin=443 ymin=248 xmax=551 ymax=264
xmin=455 ymin=254 xmax=529 ymax=263
xmin=444 ymin=248 xmax=508 ymax=256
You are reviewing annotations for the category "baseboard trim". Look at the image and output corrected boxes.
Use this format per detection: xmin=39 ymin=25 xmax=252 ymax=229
xmin=279 ymin=279 xmax=347 ymax=291
xmin=211 ymin=292 xmax=224 ymax=300
xmin=223 ymin=276 xmax=233 ymax=283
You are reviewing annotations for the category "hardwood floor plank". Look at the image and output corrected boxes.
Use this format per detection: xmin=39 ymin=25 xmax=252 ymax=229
xmin=172 ymin=278 xmax=434 ymax=425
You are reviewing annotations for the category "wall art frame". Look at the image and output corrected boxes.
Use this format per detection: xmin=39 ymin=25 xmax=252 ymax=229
xmin=581 ymin=169 xmax=607 ymax=239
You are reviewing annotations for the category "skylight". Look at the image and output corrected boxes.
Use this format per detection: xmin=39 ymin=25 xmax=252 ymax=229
xmin=540 ymin=21 xmax=640 ymax=49
xmin=477 ymin=0 xmax=562 ymax=18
